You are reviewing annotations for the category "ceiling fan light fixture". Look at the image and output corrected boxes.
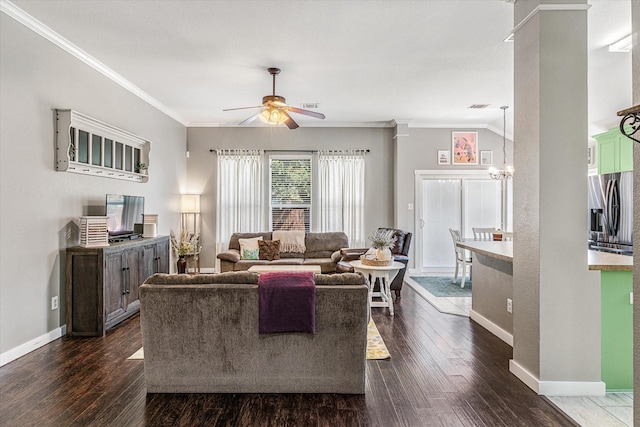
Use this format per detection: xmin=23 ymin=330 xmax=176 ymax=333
xmin=260 ymin=107 xmax=287 ymax=125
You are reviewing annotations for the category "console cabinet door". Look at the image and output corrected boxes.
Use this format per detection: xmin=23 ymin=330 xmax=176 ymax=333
xmin=155 ymin=240 xmax=170 ymax=273
xmin=104 ymin=251 xmax=126 ymax=324
xmin=123 ymin=247 xmax=141 ymax=312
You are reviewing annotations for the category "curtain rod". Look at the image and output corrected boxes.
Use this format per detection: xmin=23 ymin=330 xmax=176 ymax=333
xmin=209 ymin=149 xmax=370 ymax=153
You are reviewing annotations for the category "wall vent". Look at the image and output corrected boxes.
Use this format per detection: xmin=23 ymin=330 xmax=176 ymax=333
xmin=300 ymin=103 xmax=319 ymax=109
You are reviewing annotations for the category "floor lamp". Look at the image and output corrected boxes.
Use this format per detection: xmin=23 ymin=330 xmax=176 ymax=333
xmin=180 ymin=194 xmax=201 ymax=272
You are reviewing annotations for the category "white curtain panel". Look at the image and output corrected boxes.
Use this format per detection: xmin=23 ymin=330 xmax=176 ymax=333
xmin=216 ymin=149 xmax=265 ymax=267
xmin=318 ymin=150 xmax=366 ymax=247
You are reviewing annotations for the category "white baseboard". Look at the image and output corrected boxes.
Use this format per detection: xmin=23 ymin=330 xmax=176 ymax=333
xmin=509 ymin=359 xmax=606 ymax=396
xmin=0 ymin=325 xmax=66 ymax=367
xmin=469 ymin=309 xmax=513 ymax=346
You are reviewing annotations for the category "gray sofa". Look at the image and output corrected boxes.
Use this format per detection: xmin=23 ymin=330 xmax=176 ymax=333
xmin=139 ymin=271 xmax=369 ymax=394
xmin=216 ymin=231 xmax=349 ymax=273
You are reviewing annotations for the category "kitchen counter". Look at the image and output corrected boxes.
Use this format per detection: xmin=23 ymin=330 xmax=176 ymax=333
xmin=456 ymin=241 xmax=512 ymax=262
xmin=588 ymin=250 xmax=633 ymax=271
xmin=457 ymin=241 xmax=632 ymax=271
xmin=458 ymin=241 xmax=633 ymax=390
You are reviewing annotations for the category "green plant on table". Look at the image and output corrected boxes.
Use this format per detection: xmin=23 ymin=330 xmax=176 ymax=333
xmin=368 ymin=229 xmax=397 ymax=249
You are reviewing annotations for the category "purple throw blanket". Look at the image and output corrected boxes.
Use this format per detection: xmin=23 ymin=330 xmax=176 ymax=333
xmin=258 ymin=271 xmax=316 ymax=334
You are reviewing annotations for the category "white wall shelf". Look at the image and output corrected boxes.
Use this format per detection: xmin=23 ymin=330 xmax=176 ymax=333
xmin=55 ymin=109 xmax=151 ymax=182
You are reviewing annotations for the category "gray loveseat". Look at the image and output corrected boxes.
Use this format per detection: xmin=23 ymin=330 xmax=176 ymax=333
xmin=139 ymin=271 xmax=369 ymax=394
xmin=216 ymin=231 xmax=349 ymax=273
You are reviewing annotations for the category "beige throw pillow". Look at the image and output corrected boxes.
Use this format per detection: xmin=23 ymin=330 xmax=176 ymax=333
xmin=238 ymin=237 xmax=263 ymax=260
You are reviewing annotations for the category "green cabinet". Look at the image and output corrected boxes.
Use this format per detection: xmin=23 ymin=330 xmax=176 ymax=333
xmin=601 ymin=270 xmax=633 ymax=391
xmin=595 ymin=127 xmax=634 ymax=174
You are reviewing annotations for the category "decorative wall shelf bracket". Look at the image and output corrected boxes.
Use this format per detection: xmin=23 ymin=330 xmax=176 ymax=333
xmin=617 ymin=105 xmax=640 ymax=144
xmin=55 ymin=109 xmax=151 ymax=182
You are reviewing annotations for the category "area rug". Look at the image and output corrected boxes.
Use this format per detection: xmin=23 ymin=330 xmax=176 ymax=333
xmin=128 ymin=320 xmax=390 ymax=361
xmin=409 ymin=276 xmax=472 ymax=297
xmin=366 ymin=319 xmax=390 ymax=360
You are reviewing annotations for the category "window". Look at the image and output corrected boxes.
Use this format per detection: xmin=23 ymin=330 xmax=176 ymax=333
xmin=270 ymin=157 xmax=311 ymax=231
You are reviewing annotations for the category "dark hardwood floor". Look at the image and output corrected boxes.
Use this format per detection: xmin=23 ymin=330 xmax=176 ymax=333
xmin=0 ymin=285 xmax=575 ymax=426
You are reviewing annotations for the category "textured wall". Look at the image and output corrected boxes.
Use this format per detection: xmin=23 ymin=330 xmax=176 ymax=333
xmin=0 ymin=15 xmax=186 ymax=357
xmin=512 ymin=0 xmax=601 ymax=386
xmin=471 ymin=254 xmax=513 ymax=334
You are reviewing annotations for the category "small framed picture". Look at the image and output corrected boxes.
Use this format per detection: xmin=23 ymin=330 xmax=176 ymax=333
xmin=452 ymin=131 xmax=478 ymax=165
xmin=437 ymin=150 xmax=450 ymax=165
xmin=480 ymin=151 xmax=493 ymax=166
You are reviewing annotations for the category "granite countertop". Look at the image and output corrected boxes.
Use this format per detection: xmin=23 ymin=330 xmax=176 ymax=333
xmin=456 ymin=241 xmax=633 ymax=271
xmin=588 ymin=250 xmax=633 ymax=271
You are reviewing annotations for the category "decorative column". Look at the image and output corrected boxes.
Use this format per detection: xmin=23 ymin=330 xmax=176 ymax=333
xmin=510 ymin=0 xmax=602 ymax=395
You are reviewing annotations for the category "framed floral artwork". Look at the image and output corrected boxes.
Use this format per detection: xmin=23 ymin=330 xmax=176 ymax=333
xmin=452 ymin=131 xmax=478 ymax=165
xmin=437 ymin=150 xmax=450 ymax=165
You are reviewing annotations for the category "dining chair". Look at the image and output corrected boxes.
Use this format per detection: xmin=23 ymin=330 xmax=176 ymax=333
xmin=472 ymin=227 xmax=496 ymax=241
xmin=449 ymin=228 xmax=471 ymax=288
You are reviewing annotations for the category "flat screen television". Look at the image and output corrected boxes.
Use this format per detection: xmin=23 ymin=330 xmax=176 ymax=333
xmin=106 ymin=194 xmax=145 ymax=238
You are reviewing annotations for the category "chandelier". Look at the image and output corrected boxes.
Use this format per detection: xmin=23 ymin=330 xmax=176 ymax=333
xmin=489 ymin=105 xmax=514 ymax=180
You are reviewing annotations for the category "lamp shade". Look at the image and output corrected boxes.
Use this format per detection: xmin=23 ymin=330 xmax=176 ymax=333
xmin=181 ymin=194 xmax=200 ymax=213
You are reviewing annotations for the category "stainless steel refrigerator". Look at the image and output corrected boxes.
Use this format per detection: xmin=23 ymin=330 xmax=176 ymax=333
xmin=588 ymin=171 xmax=633 ymax=255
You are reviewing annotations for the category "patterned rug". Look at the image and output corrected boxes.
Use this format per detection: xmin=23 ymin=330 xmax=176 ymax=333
xmin=366 ymin=319 xmax=390 ymax=360
xmin=409 ymin=276 xmax=472 ymax=297
xmin=128 ymin=320 xmax=390 ymax=360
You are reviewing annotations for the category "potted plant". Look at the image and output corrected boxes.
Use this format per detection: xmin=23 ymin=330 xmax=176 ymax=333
xmin=170 ymin=230 xmax=199 ymax=273
xmin=368 ymin=230 xmax=397 ymax=261
xmin=135 ymin=161 xmax=148 ymax=175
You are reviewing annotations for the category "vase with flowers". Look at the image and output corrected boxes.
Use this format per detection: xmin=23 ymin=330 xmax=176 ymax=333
xmin=170 ymin=229 xmax=199 ymax=274
xmin=368 ymin=229 xmax=397 ymax=262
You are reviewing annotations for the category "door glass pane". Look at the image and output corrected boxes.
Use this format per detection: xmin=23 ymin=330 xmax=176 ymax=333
xmin=134 ymin=148 xmax=140 ymax=172
xmin=104 ymin=139 xmax=113 ymax=168
xmin=78 ymin=130 xmax=89 ymax=164
xmin=421 ymin=179 xmax=462 ymax=269
xmin=91 ymin=135 xmax=102 ymax=166
xmin=124 ymin=146 xmax=132 ymax=172
xmin=115 ymin=142 xmax=123 ymax=170
xmin=463 ymin=180 xmax=502 ymax=237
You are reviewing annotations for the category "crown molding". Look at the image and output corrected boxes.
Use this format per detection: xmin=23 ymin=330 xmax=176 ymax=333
xmin=505 ymin=3 xmax=591 ymax=41
xmin=186 ymin=121 xmax=395 ymax=128
xmin=0 ymin=0 xmax=186 ymax=125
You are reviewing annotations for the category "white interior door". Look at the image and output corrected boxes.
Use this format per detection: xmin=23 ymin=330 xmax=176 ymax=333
xmin=419 ymin=178 xmax=462 ymax=272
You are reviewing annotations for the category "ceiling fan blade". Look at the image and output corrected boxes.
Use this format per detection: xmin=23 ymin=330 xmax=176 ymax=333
xmin=223 ymin=105 xmax=264 ymax=112
xmin=281 ymin=111 xmax=299 ymax=129
xmin=239 ymin=112 xmax=262 ymax=125
xmin=287 ymin=106 xmax=326 ymax=120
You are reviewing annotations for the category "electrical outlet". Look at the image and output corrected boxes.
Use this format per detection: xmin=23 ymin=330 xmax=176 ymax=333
xmin=51 ymin=296 xmax=59 ymax=311
xmin=631 ymin=292 xmax=634 ymax=305
xmin=506 ymin=298 xmax=512 ymax=313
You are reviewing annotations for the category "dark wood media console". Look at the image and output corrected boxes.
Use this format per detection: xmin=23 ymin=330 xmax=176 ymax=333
xmin=65 ymin=235 xmax=169 ymax=336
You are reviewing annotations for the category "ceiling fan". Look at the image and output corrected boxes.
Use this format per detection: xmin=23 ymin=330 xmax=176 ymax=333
xmin=223 ymin=67 xmax=325 ymax=129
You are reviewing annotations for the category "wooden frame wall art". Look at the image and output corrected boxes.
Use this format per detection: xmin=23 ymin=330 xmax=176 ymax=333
xmin=452 ymin=131 xmax=478 ymax=165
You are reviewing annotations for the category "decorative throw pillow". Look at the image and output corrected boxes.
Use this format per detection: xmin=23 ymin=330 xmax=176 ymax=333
xmin=259 ymin=240 xmax=281 ymax=261
xmin=238 ymin=237 xmax=263 ymax=260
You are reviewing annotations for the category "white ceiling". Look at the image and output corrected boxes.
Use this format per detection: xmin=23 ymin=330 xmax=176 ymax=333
xmin=3 ymin=0 xmax=633 ymax=133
